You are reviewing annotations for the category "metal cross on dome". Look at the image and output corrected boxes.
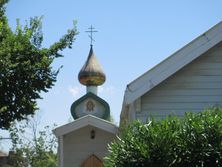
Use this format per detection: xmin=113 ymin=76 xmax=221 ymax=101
xmin=85 ymin=25 xmax=98 ymax=46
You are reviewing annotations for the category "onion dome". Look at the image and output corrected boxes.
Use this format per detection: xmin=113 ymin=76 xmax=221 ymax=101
xmin=78 ymin=45 xmax=106 ymax=86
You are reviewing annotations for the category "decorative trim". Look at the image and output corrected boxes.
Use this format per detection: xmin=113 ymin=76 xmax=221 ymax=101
xmin=135 ymin=97 xmax=141 ymax=113
xmin=53 ymin=115 xmax=118 ymax=137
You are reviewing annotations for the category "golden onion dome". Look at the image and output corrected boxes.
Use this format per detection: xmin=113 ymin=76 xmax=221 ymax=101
xmin=78 ymin=45 xmax=106 ymax=86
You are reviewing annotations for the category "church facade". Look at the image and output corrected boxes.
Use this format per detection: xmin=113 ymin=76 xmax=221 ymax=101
xmin=54 ymin=43 xmax=118 ymax=167
xmin=54 ymin=115 xmax=118 ymax=167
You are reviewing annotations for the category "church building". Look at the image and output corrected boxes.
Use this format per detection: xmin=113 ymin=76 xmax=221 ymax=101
xmin=54 ymin=21 xmax=222 ymax=167
xmin=53 ymin=39 xmax=118 ymax=167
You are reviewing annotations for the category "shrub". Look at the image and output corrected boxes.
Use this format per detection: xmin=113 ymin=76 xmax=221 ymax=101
xmin=104 ymin=108 xmax=222 ymax=167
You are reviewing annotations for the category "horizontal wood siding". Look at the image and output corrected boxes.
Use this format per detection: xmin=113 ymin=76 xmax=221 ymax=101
xmin=138 ymin=42 xmax=222 ymax=121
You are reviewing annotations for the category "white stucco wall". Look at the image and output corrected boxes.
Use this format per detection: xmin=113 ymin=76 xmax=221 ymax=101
xmin=62 ymin=125 xmax=116 ymax=167
xmin=136 ymin=42 xmax=222 ymax=122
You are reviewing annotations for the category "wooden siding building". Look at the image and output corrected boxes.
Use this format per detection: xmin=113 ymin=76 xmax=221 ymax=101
xmin=120 ymin=21 xmax=222 ymax=125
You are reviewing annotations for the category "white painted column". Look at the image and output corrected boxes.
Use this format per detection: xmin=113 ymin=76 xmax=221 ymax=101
xmin=87 ymin=86 xmax=98 ymax=95
xmin=59 ymin=136 xmax=64 ymax=167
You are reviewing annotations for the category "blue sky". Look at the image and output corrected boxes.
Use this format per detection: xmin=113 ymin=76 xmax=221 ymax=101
xmin=1 ymin=0 xmax=222 ymax=150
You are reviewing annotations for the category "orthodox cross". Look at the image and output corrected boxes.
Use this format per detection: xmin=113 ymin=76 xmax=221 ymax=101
xmin=85 ymin=25 xmax=98 ymax=45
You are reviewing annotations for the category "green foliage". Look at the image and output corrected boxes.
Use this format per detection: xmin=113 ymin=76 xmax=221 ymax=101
xmin=0 ymin=0 xmax=78 ymax=129
xmin=104 ymin=108 xmax=222 ymax=167
xmin=7 ymin=117 xmax=58 ymax=167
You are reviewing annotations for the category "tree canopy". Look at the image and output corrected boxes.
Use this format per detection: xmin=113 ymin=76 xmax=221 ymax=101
xmin=5 ymin=116 xmax=58 ymax=167
xmin=0 ymin=0 xmax=78 ymax=129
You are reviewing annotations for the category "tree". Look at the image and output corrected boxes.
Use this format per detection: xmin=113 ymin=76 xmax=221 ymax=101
xmin=104 ymin=108 xmax=222 ymax=167
xmin=6 ymin=115 xmax=58 ymax=167
xmin=0 ymin=0 xmax=78 ymax=129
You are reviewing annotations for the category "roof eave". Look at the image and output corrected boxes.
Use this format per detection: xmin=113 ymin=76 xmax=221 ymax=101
xmin=53 ymin=115 xmax=118 ymax=137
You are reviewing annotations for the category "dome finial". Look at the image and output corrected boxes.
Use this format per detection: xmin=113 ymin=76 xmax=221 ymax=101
xmin=78 ymin=27 xmax=105 ymax=87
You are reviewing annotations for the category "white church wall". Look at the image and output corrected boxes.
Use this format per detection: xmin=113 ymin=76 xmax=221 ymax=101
xmin=137 ymin=42 xmax=222 ymax=122
xmin=63 ymin=125 xmax=116 ymax=167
